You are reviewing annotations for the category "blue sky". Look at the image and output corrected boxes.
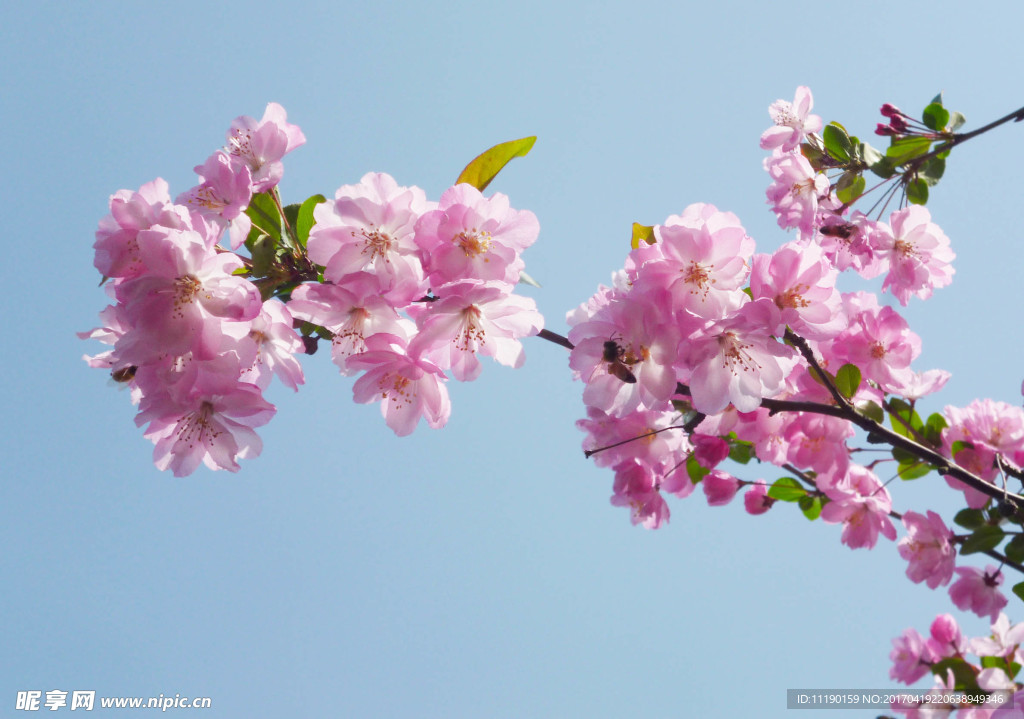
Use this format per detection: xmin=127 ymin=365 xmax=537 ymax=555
xmin=4 ymin=1 xmax=1024 ymax=717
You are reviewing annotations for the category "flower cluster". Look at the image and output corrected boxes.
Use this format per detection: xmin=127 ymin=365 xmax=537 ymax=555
xmin=81 ymin=104 xmax=307 ymax=475
xmin=571 ymin=89 xmax=957 ymax=532
xmin=290 ymin=174 xmax=544 ymax=436
xmin=83 ymin=105 xmax=545 ymax=472
xmin=888 ymin=613 xmax=1022 ymax=718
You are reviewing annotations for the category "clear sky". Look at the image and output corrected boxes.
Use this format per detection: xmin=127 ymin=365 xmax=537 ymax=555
xmin=4 ymin=1 xmax=1024 ymax=717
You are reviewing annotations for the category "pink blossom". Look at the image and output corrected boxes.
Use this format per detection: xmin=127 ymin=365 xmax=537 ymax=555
xmin=814 ymin=211 xmax=887 ymax=278
xmin=134 ymin=356 xmax=276 ymax=477
xmin=93 ymin=178 xmax=193 ymax=280
xmin=898 ymin=511 xmax=956 ymax=589
xmin=642 ymin=204 xmax=755 ymax=320
xmin=408 ymin=280 xmax=543 ymax=381
xmin=609 ymin=459 xmax=670 ymax=529
xmin=680 ymin=299 xmax=798 ymax=414
xmin=759 ymin=86 xmax=823 ymax=153
xmin=347 ymin=334 xmax=451 ymax=436
xmin=831 ymin=302 xmax=920 ymax=394
xmin=819 ymin=465 xmax=897 ymax=549
xmin=692 ymin=434 xmax=729 ymax=469
xmin=890 ymin=627 xmax=937 ymax=684
xmin=749 ymin=241 xmax=843 ymax=338
xmin=307 ymin=172 xmax=431 ymax=306
xmin=229 ymin=299 xmax=305 ymax=391
xmin=178 ymin=151 xmax=254 ymax=250
xmin=783 ymin=413 xmax=854 ymax=478
xmin=702 ymin=470 xmax=740 ymax=506
xmin=764 ymin=152 xmax=830 ymax=237
xmin=287 ymin=280 xmax=411 ymax=375
xmin=577 ymin=405 xmax=691 ymax=473
xmin=568 ymin=290 xmax=681 ymax=417
xmin=927 ymin=613 xmax=967 ymax=659
xmin=743 ymin=480 xmax=774 ymax=515
xmin=114 ymin=226 xmax=262 ymax=364
xmin=414 ymin=183 xmax=539 ymax=287
xmin=874 ymin=206 xmax=955 ymax=305
xmin=225 ymin=102 xmax=305 ymax=193
xmin=949 ymin=566 xmax=1008 ymax=622
xmin=991 ymin=690 xmax=1024 ymax=719
xmin=971 ymin=614 xmax=1024 ymax=659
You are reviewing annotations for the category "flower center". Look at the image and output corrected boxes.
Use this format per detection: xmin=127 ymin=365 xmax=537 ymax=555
xmin=358 ymin=227 xmax=394 ymax=262
xmin=453 ymin=228 xmax=492 ymax=257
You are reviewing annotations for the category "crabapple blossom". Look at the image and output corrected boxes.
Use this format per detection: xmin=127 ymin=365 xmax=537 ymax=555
xmin=609 ymin=459 xmax=670 ymax=529
xmin=702 ymin=470 xmax=740 ymax=506
xmin=134 ymin=355 xmax=276 ymax=477
xmin=950 ymin=566 xmax=1008 ymax=622
xmin=874 ymin=205 xmax=955 ymax=305
xmin=414 ymin=183 xmax=539 ymax=288
xmin=307 ymin=172 xmax=431 ymax=306
xmin=890 ymin=627 xmax=937 ymax=684
xmin=93 ymin=178 xmax=192 ymax=280
xmin=639 ymin=204 xmax=755 ymax=320
xmin=347 ymin=334 xmax=451 ymax=437
xmin=743 ymin=480 xmax=773 ymax=515
xmin=178 ymin=151 xmax=254 ymax=249
xmin=225 ymin=102 xmax=305 ymax=193
xmin=764 ymin=152 xmax=829 ymax=237
xmin=926 ymin=613 xmax=967 ymax=659
xmin=408 ymin=280 xmax=543 ymax=382
xmin=898 ymin=511 xmax=956 ymax=589
xmin=114 ymin=225 xmax=262 ymax=364
xmin=749 ymin=241 xmax=843 ymax=339
xmin=679 ymin=299 xmax=798 ymax=414
xmin=230 ymin=299 xmax=305 ymax=391
xmin=287 ymin=280 xmax=411 ymax=375
xmin=819 ymin=465 xmax=897 ymax=549
xmin=759 ymin=86 xmax=822 ymax=152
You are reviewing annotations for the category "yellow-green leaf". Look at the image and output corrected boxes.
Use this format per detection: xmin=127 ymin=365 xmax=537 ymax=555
xmin=455 ymin=136 xmax=536 ymax=192
xmin=631 ymin=223 xmax=655 ymax=249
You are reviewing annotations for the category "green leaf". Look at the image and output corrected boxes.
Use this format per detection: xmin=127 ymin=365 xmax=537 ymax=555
xmin=954 ymin=508 xmax=987 ymax=530
xmin=960 ymin=525 xmax=1006 ymax=555
xmin=800 ymin=141 xmax=826 ymax=171
xmin=245 ymin=192 xmax=282 ymax=243
xmin=727 ymin=439 xmax=755 ymax=465
xmin=886 ymin=136 xmax=933 ymax=164
xmin=456 ymin=136 xmax=536 ymax=192
xmin=1006 ymin=535 xmax=1024 ymax=564
xmin=686 ymin=453 xmax=710 ymax=484
xmin=296 ymin=194 xmax=326 ymax=248
xmin=948 ymin=111 xmax=967 ymax=132
xmin=930 ymin=656 xmax=982 ymax=694
xmin=896 ymin=459 xmax=932 ymax=480
xmin=919 ymin=156 xmax=946 ymax=187
xmin=857 ymin=400 xmax=885 ymax=424
xmin=798 ymin=495 xmax=822 ymax=521
xmin=906 ymin=176 xmax=929 ymax=205
xmin=924 ymin=413 xmax=948 ymax=446
xmin=767 ymin=477 xmax=806 ymax=503
xmin=631 ymin=223 xmax=655 ymax=249
xmin=869 ymin=155 xmax=897 ymax=179
xmin=888 ymin=398 xmax=923 ymax=439
xmin=835 ymin=172 xmax=865 ymax=204
xmin=922 ymin=102 xmax=950 ymax=132
xmin=834 ymin=363 xmax=862 ymax=399
xmin=249 ymin=234 xmax=276 ymax=279
xmin=1013 ymin=581 xmax=1024 ymax=603
xmin=859 ymin=142 xmax=883 ymax=168
xmin=822 ymin=123 xmax=853 ymax=163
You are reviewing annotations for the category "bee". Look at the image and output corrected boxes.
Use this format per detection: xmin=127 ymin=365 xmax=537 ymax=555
xmin=602 ymin=340 xmax=637 ymax=384
xmin=110 ymin=365 xmax=138 ymax=384
xmin=819 ymin=223 xmax=856 ymax=240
